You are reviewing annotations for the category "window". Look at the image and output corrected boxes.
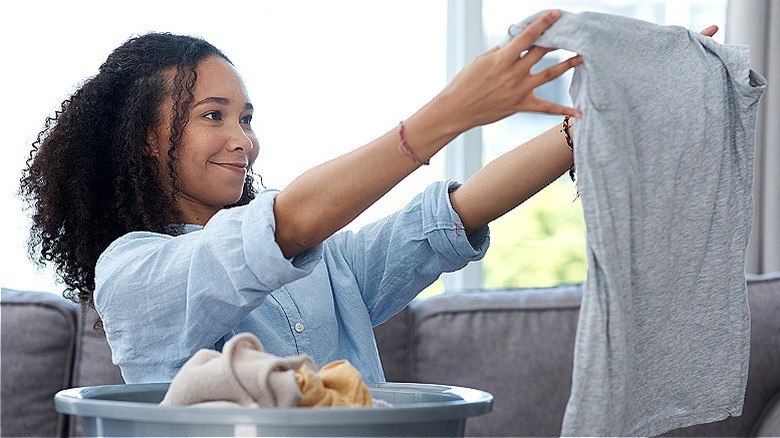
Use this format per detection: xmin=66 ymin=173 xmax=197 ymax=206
xmin=0 ymin=0 xmax=728 ymax=294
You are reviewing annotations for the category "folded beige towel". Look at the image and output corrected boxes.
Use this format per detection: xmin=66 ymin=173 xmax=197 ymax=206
xmin=297 ymin=359 xmax=373 ymax=407
xmin=160 ymin=332 xmax=315 ymax=408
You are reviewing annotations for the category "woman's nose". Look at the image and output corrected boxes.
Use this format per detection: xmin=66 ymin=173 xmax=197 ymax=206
xmin=227 ymin=124 xmax=253 ymax=152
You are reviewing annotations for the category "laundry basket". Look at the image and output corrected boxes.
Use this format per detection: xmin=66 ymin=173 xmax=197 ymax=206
xmin=55 ymin=382 xmax=493 ymax=437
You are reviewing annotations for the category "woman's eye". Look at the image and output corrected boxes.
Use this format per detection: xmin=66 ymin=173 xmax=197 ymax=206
xmin=240 ymin=114 xmax=253 ymax=125
xmin=204 ymin=111 xmax=222 ymax=121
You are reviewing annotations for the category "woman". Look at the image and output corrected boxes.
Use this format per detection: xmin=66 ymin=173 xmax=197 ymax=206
xmin=21 ymin=10 xmax=583 ymax=383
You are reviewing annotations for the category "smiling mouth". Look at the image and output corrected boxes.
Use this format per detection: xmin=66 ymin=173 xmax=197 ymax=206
xmin=213 ymin=162 xmax=248 ymax=173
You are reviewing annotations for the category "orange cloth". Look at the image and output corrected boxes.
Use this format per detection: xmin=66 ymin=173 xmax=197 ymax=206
xmin=295 ymin=359 xmax=372 ymax=407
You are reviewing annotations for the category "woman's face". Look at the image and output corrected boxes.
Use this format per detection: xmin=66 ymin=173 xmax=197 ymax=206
xmin=154 ymin=55 xmax=259 ymax=225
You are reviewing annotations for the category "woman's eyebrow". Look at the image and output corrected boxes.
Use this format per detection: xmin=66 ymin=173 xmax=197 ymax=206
xmin=193 ymin=96 xmax=229 ymax=108
xmin=192 ymin=97 xmax=253 ymax=110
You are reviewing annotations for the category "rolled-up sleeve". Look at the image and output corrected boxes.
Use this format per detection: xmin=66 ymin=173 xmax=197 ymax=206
xmin=325 ymin=180 xmax=490 ymax=326
xmin=216 ymin=190 xmax=323 ymax=290
xmin=422 ymin=181 xmax=490 ymax=263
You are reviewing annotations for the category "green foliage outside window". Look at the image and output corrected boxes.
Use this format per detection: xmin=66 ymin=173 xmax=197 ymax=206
xmin=482 ymin=175 xmax=587 ymax=289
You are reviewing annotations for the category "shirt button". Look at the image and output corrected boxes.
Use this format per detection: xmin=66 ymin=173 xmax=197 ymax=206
xmin=294 ymin=322 xmax=305 ymax=333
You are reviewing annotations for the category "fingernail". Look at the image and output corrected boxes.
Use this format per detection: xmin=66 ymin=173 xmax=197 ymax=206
xmin=550 ymin=9 xmax=562 ymax=18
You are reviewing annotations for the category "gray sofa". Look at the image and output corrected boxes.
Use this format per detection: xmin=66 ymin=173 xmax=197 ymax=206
xmin=2 ymin=273 xmax=779 ymax=437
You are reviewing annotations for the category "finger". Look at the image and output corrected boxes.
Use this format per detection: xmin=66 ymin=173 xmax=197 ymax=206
xmin=529 ymin=55 xmax=583 ymax=87
xmin=699 ymin=25 xmax=718 ymax=37
xmin=501 ymin=10 xmax=562 ymax=63
xmin=525 ymin=95 xmax=582 ymax=117
xmin=518 ymin=46 xmax=554 ymax=67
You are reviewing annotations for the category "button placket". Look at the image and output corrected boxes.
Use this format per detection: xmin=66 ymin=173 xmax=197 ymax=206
xmin=272 ymin=287 xmax=312 ymax=355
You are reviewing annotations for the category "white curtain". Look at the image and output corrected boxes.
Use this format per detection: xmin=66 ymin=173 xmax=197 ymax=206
xmin=727 ymin=0 xmax=780 ymax=274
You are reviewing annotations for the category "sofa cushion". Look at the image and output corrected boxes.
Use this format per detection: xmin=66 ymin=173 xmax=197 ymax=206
xmin=68 ymin=303 xmax=125 ymax=437
xmin=744 ymin=273 xmax=780 ymax=429
xmin=71 ymin=303 xmax=124 ymax=388
xmin=1 ymin=288 xmax=76 ymax=438
xmin=755 ymin=392 xmax=780 ymax=437
xmin=406 ymin=284 xmax=582 ymax=437
xmin=373 ymin=307 xmax=411 ymax=382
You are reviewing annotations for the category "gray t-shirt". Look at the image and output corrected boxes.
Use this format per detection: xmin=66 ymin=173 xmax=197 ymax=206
xmin=505 ymin=11 xmax=766 ymax=437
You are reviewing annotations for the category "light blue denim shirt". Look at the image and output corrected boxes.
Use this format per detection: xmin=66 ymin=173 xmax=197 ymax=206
xmin=94 ymin=180 xmax=489 ymax=384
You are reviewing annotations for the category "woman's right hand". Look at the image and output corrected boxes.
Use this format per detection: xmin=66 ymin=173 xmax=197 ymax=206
xmin=434 ymin=9 xmax=582 ymax=134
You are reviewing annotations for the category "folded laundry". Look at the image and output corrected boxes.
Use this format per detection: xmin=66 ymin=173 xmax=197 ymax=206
xmin=160 ymin=332 xmax=312 ymax=408
xmin=297 ymin=359 xmax=372 ymax=407
xmin=161 ymin=332 xmax=373 ymax=408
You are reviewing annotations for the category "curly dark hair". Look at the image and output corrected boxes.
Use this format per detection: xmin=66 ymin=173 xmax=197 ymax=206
xmin=19 ymin=32 xmax=259 ymax=306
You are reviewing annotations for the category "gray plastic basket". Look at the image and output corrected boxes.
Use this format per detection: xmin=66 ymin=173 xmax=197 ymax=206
xmin=55 ymin=382 xmax=493 ymax=437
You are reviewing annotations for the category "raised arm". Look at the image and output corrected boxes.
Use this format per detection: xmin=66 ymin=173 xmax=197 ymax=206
xmin=274 ymin=10 xmax=582 ymax=258
xmin=449 ymin=122 xmax=574 ymax=234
